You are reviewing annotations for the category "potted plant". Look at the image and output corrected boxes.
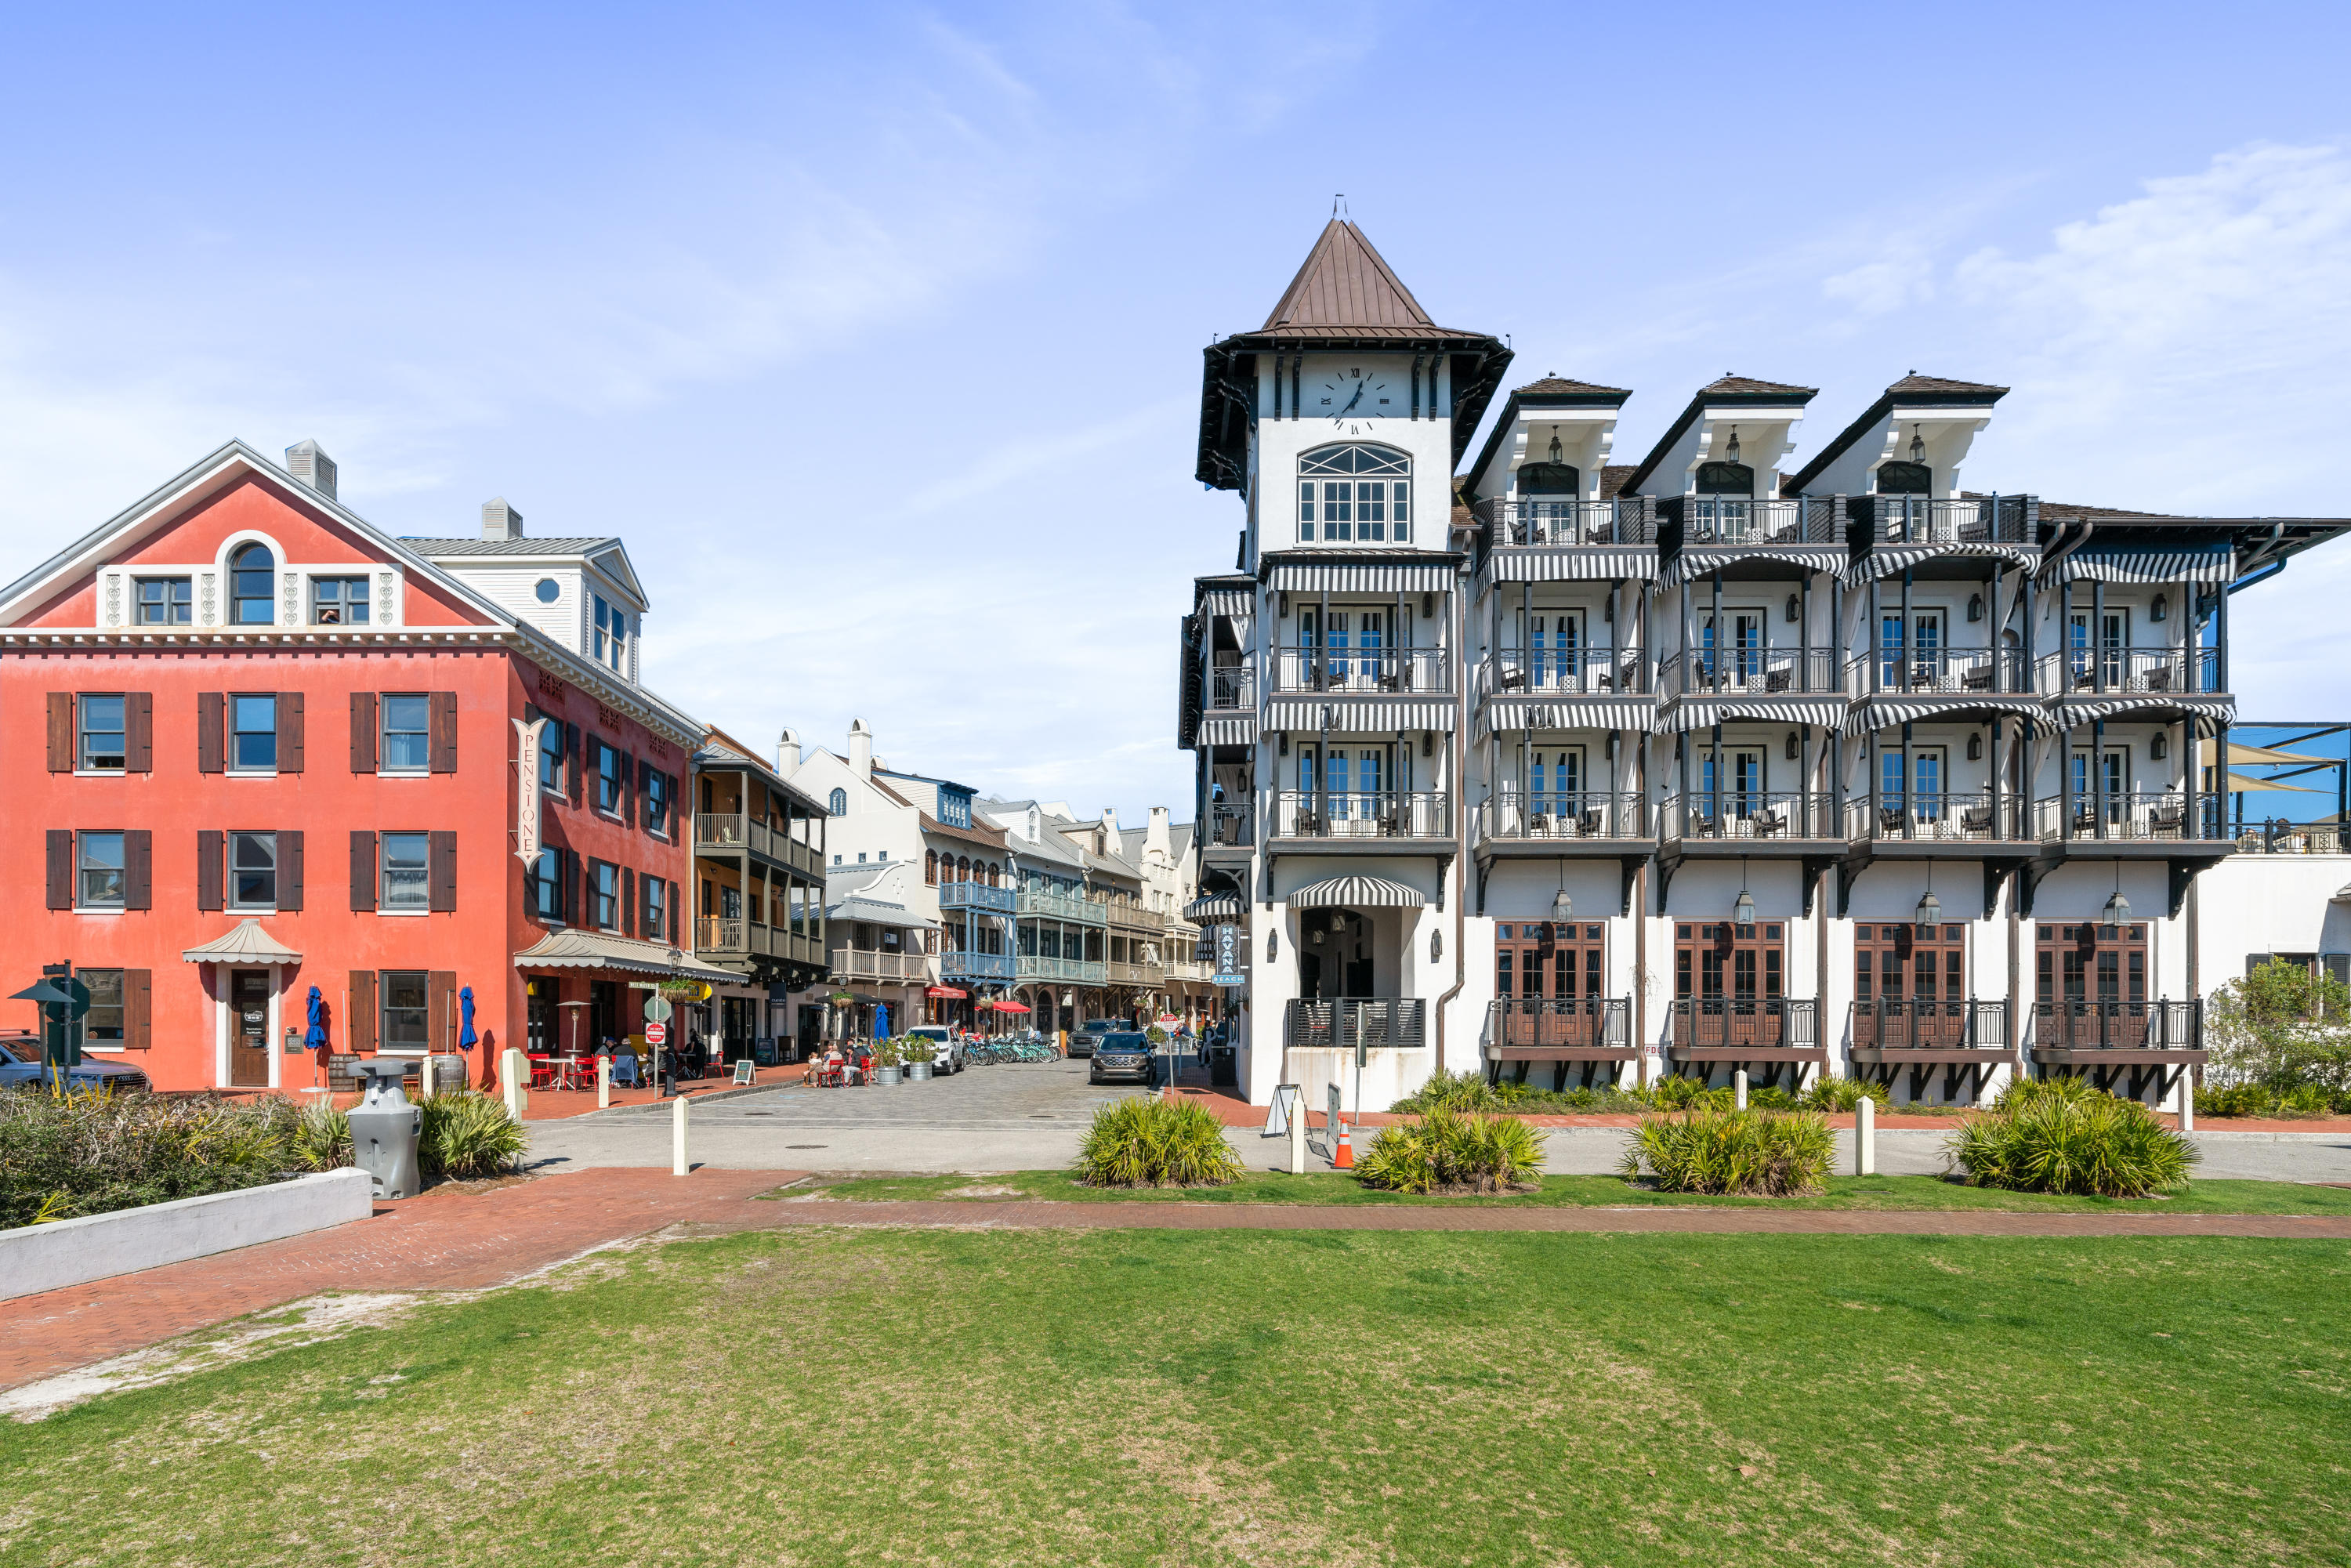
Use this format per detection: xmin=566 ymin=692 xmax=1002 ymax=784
xmin=874 ymin=1041 xmax=903 ymax=1086
xmin=903 ymin=1039 xmax=935 ymax=1082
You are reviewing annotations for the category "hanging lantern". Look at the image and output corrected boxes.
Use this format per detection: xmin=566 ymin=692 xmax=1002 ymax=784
xmin=1916 ymin=888 xmax=1943 ymax=930
xmin=1552 ymin=886 xmax=1573 ymax=922
xmin=1724 ymin=425 xmax=1741 ymax=464
xmin=1548 ymin=425 xmax=1563 ymax=465
xmin=1910 ymin=424 xmax=1925 ymax=465
xmin=1732 ymin=888 xmax=1756 ymax=928
xmin=2103 ymin=885 xmax=2132 ymax=925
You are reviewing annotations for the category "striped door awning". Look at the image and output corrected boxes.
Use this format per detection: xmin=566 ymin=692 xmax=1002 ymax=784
xmin=1288 ymin=875 xmax=1427 ymax=910
xmin=1657 ymin=697 xmax=1846 ymax=733
xmin=1198 ymin=715 xmax=1258 ymax=747
xmin=1481 ymin=546 xmax=1660 ymax=585
xmin=1661 ymin=546 xmax=1849 ymax=588
xmin=1201 ymin=587 xmax=1254 ymax=617
xmin=2048 ymin=545 xmax=2236 ymax=585
xmin=1265 ymin=559 xmax=1459 ymax=593
xmin=1266 ymin=697 xmax=1454 ymax=732
xmin=1480 ymin=695 xmax=1656 ymax=735
xmin=1840 ymin=696 xmax=2056 ymax=737
xmin=1183 ymin=891 xmax=1247 ymax=923
xmin=1842 ymin=545 xmax=2038 ymax=585
xmin=2051 ymin=693 xmax=2236 ymax=736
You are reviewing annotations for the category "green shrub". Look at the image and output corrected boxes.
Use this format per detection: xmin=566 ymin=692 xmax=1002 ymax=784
xmin=418 ymin=1092 xmax=527 ymax=1180
xmin=292 ymin=1099 xmax=353 ymax=1171
xmin=1389 ymin=1070 xmax=1508 ymax=1115
xmin=1652 ymin=1075 xmax=1736 ymax=1113
xmin=1075 ymin=1097 xmax=1242 ymax=1188
xmin=1948 ymin=1082 xmax=2194 ymax=1197
xmin=1747 ymin=1085 xmax=1799 ymax=1110
xmin=1802 ymin=1074 xmax=1891 ymax=1113
xmin=1357 ymin=1109 xmax=1547 ymax=1194
xmin=0 ymin=1088 xmax=295 ymax=1228
xmin=1620 ymin=1107 xmax=1835 ymax=1196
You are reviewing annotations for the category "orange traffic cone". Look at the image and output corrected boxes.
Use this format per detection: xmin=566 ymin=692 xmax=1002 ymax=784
xmin=1333 ymin=1126 xmax=1354 ymax=1169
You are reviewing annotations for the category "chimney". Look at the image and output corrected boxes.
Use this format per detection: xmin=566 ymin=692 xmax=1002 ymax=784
xmin=284 ymin=440 xmax=338 ymax=500
xmin=848 ymin=718 xmax=872 ymax=782
xmin=481 ymin=497 xmax=524 ymax=541
xmin=1147 ymin=806 xmax=1172 ymax=860
xmin=775 ymin=727 xmax=800 ymax=780
xmin=1100 ymin=806 xmax=1121 ymax=838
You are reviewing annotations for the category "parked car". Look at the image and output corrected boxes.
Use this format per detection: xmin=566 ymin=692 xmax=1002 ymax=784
xmin=899 ymin=1025 xmax=963 ymax=1074
xmin=0 ymin=1035 xmax=153 ymax=1095
xmin=1067 ymin=1020 xmax=1116 ymax=1059
xmin=1089 ymin=1031 xmax=1156 ymax=1085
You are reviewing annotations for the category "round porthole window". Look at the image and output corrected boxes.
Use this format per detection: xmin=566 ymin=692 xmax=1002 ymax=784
xmin=534 ymin=578 xmax=560 ymax=603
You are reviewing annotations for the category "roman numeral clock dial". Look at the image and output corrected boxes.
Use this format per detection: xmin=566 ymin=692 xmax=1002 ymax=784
xmin=1319 ymin=366 xmax=1392 ymax=436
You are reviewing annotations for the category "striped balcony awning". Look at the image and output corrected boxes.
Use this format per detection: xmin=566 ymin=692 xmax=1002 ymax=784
xmin=1661 ymin=546 xmax=1849 ymax=588
xmin=2046 ymin=545 xmax=2236 ymax=585
xmin=1842 ymin=544 xmax=2038 ymax=585
xmin=2050 ymin=693 xmax=2235 ymax=736
xmin=1183 ymin=891 xmax=1247 ymax=922
xmin=1840 ymin=695 xmax=2056 ymax=737
xmin=1480 ymin=695 xmax=1655 ymax=735
xmin=1288 ymin=875 xmax=1426 ymax=911
xmin=1198 ymin=715 xmax=1257 ymax=746
xmin=1265 ymin=559 xmax=1458 ymax=593
xmin=1657 ymin=697 xmax=1846 ymax=733
xmin=1482 ymin=546 xmax=1660 ymax=585
xmin=1201 ymin=587 xmax=1253 ymax=617
xmin=1266 ymin=697 xmax=1454 ymax=732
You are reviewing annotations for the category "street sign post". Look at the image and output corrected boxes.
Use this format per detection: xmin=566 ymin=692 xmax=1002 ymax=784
xmin=645 ymin=1021 xmax=669 ymax=1047
xmin=644 ymin=994 xmax=674 ymax=1025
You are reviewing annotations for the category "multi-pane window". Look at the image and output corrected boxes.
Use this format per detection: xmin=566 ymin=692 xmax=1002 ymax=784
xmin=382 ymin=695 xmax=431 ymax=773
xmin=597 ymin=743 xmax=623 ymax=813
xmin=78 ymin=831 xmax=125 ymax=908
xmin=1673 ymin=922 xmax=1785 ymax=1001
xmin=231 ymin=695 xmax=277 ymax=771
xmin=230 ymin=542 xmax=276 ymax=625
xmin=644 ymin=877 xmax=668 ymax=940
xmin=829 ymin=788 xmax=847 ymax=816
xmin=80 ymin=969 xmax=125 ymax=1043
xmin=1298 ymin=444 xmax=1410 ymax=544
xmin=529 ymin=847 xmax=563 ymax=922
xmin=1494 ymin=924 xmax=1607 ymax=1001
xmin=643 ymin=770 xmax=671 ymax=835
xmin=539 ymin=721 xmax=564 ymax=791
xmin=381 ymin=831 xmax=430 ymax=911
xmin=593 ymin=595 xmax=627 ymax=672
xmin=230 ymin=831 xmax=277 ymax=909
xmin=594 ymin=862 xmax=620 ymax=929
xmin=78 ymin=695 xmax=126 ymax=772
xmin=311 ymin=577 xmax=370 ymax=625
xmin=381 ymin=972 xmax=429 ymax=1051
xmin=134 ymin=578 xmax=191 ymax=625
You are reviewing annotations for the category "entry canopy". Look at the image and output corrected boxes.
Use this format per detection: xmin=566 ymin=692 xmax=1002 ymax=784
xmin=1287 ymin=875 xmax=1425 ymax=911
xmin=1184 ymin=891 xmax=1245 ymax=922
xmin=180 ymin=918 xmax=303 ymax=965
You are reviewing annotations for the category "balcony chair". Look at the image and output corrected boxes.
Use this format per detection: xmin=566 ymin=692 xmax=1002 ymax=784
xmin=1293 ymin=810 xmax=1325 ymax=838
xmin=1959 ymin=801 xmax=1995 ymax=837
xmin=2140 ymin=666 xmax=2174 ymax=693
xmin=1878 ymin=805 xmax=1907 ymax=837
xmin=1961 ymin=663 xmax=1994 ymax=692
xmin=1577 ymin=807 xmax=1605 ymax=838
xmin=1498 ymin=664 xmax=1527 ymax=692
xmin=2146 ymin=799 xmax=2184 ymax=837
xmin=1763 ymin=668 xmax=1792 ymax=693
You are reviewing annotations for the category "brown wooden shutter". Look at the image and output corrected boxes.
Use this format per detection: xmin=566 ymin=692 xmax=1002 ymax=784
xmin=350 ymin=691 xmax=377 ymax=772
xmin=280 ymin=831 xmax=305 ymax=911
xmin=430 ymin=691 xmax=458 ymax=773
xmin=350 ymin=831 xmax=377 ymax=912
xmin=622 ymin=867 xmax=636 ymax=936
xmin=46 ymin=693 xmax=71 ymax=772
xmin=196 ymin=829 xmax=224 ymax=911
xmin=429 ymin=831 xmax=457 ymax=912
xmin=197 ymin=691 xmax=225 ymax=773
xmin=349 ymin=970 xmax=377 ymax=1053
xmin=621 ymin=751 xmax=636 ymax=827
xmin=126 ymin=693 xmax=153 ymax=773
xmin=125 ymin=970 xmax=152 ymax=1050
xmin=125 ymin=831 xmax=152 ymax=911
xmin=567 ymin=723 xmax=584 ymax=806
xmin=277 ymin=692 xmax=305 ymax=773
xmin=430 ymin=970 xmax=457 ymax=1053
xmin=46 ymin=830 xmax=71 ymax=909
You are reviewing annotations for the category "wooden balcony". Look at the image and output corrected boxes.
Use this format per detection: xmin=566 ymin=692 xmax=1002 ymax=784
xmin=693 ymin=917 xmax=826 ymax=972
xmin=1484 ymin=998 xmax=1633 ymax=1088
xmin=1665 ymin=998 xmax=1825 ymax=1086
xmin=694 ymin=812 xmax=826 ymax=878
xmin=828 ymin=945 xmax=936 ymax=985
xmin=2029 ymin=1001 xmax=2204 ymax=1099
xmin=1849 ymin=1000 xmax=2012 ymax=1103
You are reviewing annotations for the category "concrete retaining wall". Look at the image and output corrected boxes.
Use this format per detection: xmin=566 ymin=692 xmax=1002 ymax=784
xmin=0 ymin=1168 xmax=374 ymax=1302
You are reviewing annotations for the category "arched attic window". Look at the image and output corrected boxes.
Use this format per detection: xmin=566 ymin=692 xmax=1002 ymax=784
xmin=1515 ymin=461 xmax=1581 ymax=496
xmin=230 ymin=542 xmax=277 ymax=625
xmin=1694 ymin=462 xmax=1755 ymax=498
xmin=828 ymin=787 xmax=847 ymax=817
xmin=1874 ymin=460 xmax=1932 ymax=495
xmin=1297 ymin=444 xmax=1410 ymax=545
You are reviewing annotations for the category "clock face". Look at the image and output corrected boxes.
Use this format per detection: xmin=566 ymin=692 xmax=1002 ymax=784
xmin=1318 ymin=365 xmax=1394 ymax=436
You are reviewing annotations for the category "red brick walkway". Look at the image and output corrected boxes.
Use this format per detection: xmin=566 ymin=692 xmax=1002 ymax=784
xmin=2 ymin=1168 xmax=797 ymax=1392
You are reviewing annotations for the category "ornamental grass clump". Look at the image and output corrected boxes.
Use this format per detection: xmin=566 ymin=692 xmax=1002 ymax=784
xmin=1075 ymin=1097 xmax=1242 ymax=1188
xmin=1357 ymin=1109 xmax=1546 ymax=1194
xmin=1388 ymin=1069 xmax=1509 ymax=1115
xmin=1947 ymin=1076 xmax=2193 ymax=1198
xmin=1621 ymin=1106 xmax=1835 ymax=1196
xmin=0 ymin=1087 xmax=294 ymax=1229
xmin=418 ymin=1092 xmax=527 ymax=1180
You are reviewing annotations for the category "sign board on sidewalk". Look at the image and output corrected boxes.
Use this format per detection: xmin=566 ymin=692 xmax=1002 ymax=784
xmin=643 ymin=994 xmax=674 ymax=1024
xmin=645 ymin=1021 xmax=668 ymax=1047
xmin=1262 ymin=1083 xmax=1301 ymax=1138
xmin=1328 ymin=1082 xmax=1344 ymax=1135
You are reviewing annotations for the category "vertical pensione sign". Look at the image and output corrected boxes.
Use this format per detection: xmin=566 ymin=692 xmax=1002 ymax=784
xmin=513 ymin=715 xmax=548 ymax=864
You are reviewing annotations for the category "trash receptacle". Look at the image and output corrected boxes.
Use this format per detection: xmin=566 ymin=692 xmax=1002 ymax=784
xmin=1209 ymin=1045 xmax=1238 ymax=1088
xmin=349 ymin=1060 xmax=424 ymax=1200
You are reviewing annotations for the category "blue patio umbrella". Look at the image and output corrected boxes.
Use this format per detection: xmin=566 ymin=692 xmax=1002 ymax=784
xmin=458 ymin=985 xmax=478 ymax=1049
xmin=303 ymin=985 xmax=328 ymax=1048
xmin=873 ymin=1002 xmax=891 ymax=1041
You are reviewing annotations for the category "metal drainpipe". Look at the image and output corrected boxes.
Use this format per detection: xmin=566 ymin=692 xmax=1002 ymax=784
xmin=1434 ymin=567 xmax=1469 ymax=1074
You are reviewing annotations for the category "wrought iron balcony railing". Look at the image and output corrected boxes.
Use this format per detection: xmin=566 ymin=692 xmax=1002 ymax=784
xmin=1660 ymin=792 xmax=1836 ymax=842
xmin=1272 ymin=791 xmax=1452 ymax=840
xmin=2032 ymin=791 xmax=2219 ymax=843
xmin=2030 ymin=999 xmax=2202 ymax=1052
xmin=1016 ymin=954 xmax=1107 ymax=984
xmin=1204 ymin=798 xmax=1255 ymax=849
xmin=1658 ymin=646 xmax=1838 ymax=695
xmin=1284 ymin=998 xmax=1427 ymax=1050
xmin=1658 ymin=496 xmax=1840 ymax=545
xmin=938 ymin=881 xmax=1015 ymax=914
xmin=1488 ymin=997 xmax=1630 ymax=1049
xmin=1845 ymin=647 xmax=2033 ymax=696
xmin=1475 ymin=793 xmax=1649 ymax=842
xmin=939 ymin=949 xmax=1016 ymax=981
xmin=1668 ymin=998 xmax=1820 ymax=1049
xmin=1846 ymin=494 xmax=2031 ymax=545
xmin=1850 ymin=999 xmax=2010 ymax=1050
xmin=2233 ymin=819 xmax=2345 ymax=855
xmin=1475 ymin=497 xmax=1657 ymax=546
xmin=1480 ymin=649 xmax=1647 ymax=697
xmin=1271 ymin=647 xmax=1452 ymax=695
xmin=1208 ymin=665 xmax=1255 ymax=709
xmin=1846 ymin=792 xmax=2030 ymax=844
xmin=2038 ymin=646 xmax=2222 ymax=696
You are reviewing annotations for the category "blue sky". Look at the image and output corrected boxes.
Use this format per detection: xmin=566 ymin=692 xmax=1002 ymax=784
xmin=5 ymin=2 xmax=2351 ymax=821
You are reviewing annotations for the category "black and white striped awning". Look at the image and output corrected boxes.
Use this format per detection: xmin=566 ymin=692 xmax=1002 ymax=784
xmin=2048 ymin=545 xmax=2235 ymax=585
xmin=1657 ymin=697 xmax=1846 ymax=733
xmin=1481 ymin=546 xmax=1660 ymax=585
xmin=1288 ymin=875 xmax=1426 ymax=910
xmin=1265 ymin=560 xmax=1458 ymax=594
xmin=1840 ymin=696 xmax=2056 ymax=737
xmin=1842 ymin=545 xmax=2038 ymax=585
xmin=1266 ymin=697 xmax=1454 ymax=733
xmin=1198 ymin=715 xmax=1257 ymax=747
xmin=1661 ymin=547 xmax=1850 ymax=588
xmin=1201 ymin=587 xmax=1254 ymax=618
xmin=1479 ymin=695 xmax=1656 ymax=735
xmin=1183 ymin=891 xmax=1246 ymax=923
xmin=2051 ymin=693 xmax=2235 ymax=736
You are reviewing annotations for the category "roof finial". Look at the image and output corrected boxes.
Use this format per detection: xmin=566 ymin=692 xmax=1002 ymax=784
xmin=1332 ymin=193 xmax=1347 ymax=219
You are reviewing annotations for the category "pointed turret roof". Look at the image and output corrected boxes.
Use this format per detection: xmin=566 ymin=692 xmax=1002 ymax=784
xmin=1261 ymin=220 xmax=1445 ymax=335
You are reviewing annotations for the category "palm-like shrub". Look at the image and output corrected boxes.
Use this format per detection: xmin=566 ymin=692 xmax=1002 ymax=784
xmin=1389 ymin=1069 xmax=1509 ymax=1115
xmin=1651 ymin=1075 xmax=1734 ymax=1113
xmin=1075 ymin=1097 xmax=1242 ymax=1187
xmin=292 ymin=1099 xmax=353 ymax=1171
xmin=1 ymin=1088 xmax=293 ymax=1228
xmin=1357 ymin=1109 xmax=1546 ymax=1194
xmin=1621 ymin=1106 xmax=1835 ymax=1196
xmin=1948 ymin=1079 xmax=2193 ymax=1197
xmin=418 ymin=1092 xmax=527 ymax=1180
xmin=1801 ymin=1074 xmax=1891 ymax=1113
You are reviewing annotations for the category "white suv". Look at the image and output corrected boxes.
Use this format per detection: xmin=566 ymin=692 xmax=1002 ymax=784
xmin=898 ymin=1025 xmax=964 ymax=1074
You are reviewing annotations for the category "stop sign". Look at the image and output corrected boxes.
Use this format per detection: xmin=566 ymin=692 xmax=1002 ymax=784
xmin=644 ymin=1022 xmax=668 ymax=1046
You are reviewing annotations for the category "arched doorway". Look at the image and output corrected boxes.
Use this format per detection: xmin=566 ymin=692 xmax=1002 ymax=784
xmin=1296 ymin=907 xmax=1373 ymax=1000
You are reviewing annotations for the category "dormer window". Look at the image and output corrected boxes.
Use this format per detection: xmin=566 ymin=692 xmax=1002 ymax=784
xmin=1298 ymin=445 xmax=1410 ymax=544
xmin=230 ymin=543 xmax=276 ymax=625
xmin=592 ymin=595 xmax=627 ymax=672
xmin=1874 ymin=461 xmax=1932 ymax=495
xmin=1695 ymin=462 xmax=1755 ymax=498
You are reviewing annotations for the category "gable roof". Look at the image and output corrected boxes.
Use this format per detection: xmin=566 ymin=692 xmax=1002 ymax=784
xmin=695 ymin=725 xmax=829 ymax=816
xmin=1783 ymin=371 xmax=2011 ymax=496
xmin=1511 ymin=375 xmax=1632 ymax=399
xmin=1618 ymin=375 xmax=1823 ymax=496
xmin=402 ymin=533 xmax=648 ymax=607
xmin=1464 ymin=375 xmax=1636 ymax=490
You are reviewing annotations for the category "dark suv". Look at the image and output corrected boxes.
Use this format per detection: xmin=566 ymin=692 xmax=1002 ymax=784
xmin=1089 ymin=1032 xmax=1155 ymax=1085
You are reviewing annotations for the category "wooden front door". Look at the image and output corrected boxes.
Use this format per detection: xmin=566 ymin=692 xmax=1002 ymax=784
xmin=1675 ymin=921 xmax=1786 ymax=1045
xmin=229 ymin=968 xmax=271 ymax=1087
xmin=1496 ymin=922 xmax=1607 ymax=1045
xmin=2036 ymin=922 xmax=2150 ymax=1047
xmin=1853 ymin=923 xmax=1967 ymax=1045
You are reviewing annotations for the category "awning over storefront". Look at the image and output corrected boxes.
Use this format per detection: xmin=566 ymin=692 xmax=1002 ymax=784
xmin=926 ymin=986 xmax=968 ymax=999
xmin=1288 ymin=875 xmax=1425 ymax=910
xmin=180 ymin=918 xmax=302 ymax=965
xmin=991 ymin=1000 xmax=1031 ymax=1013
xmin=512 ymin=929 xmax=738 ymax=983
xmin=1184 ymin=891 xmax=1246 ymax=922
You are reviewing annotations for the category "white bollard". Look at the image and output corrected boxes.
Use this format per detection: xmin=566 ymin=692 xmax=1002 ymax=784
xmin=1857 ymin=1094 xmax=1876 ymax=1176
xmin=502 ymin=1048 xmax=528 ymax=1121
xmin=1733 ymin=1068 xmax=1748 ymax=1110
xmin=2179 ymin=1071 xmax=2195 ymax=1133
xmin=672 ymin=1092 xmax=690 ymax=1176
xmin=1288 ymin=1097 xmax=1306 ymax=1175
xmin=598 ymin=1054 xmax=612 ymax=1110
xmin=421 ymin=1055 xmax=437 ymax=1099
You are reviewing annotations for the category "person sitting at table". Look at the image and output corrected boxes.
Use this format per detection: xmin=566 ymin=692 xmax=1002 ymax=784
xmin=612 ymin=1045 xmax=641 ymax=1088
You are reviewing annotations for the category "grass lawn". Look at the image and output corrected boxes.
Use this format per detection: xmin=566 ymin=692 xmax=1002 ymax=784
xmin=6 ymin=1227 xmax=2350 ymax=1566
xmin=813 ymin=1168 xmax=2351 ymax=1215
